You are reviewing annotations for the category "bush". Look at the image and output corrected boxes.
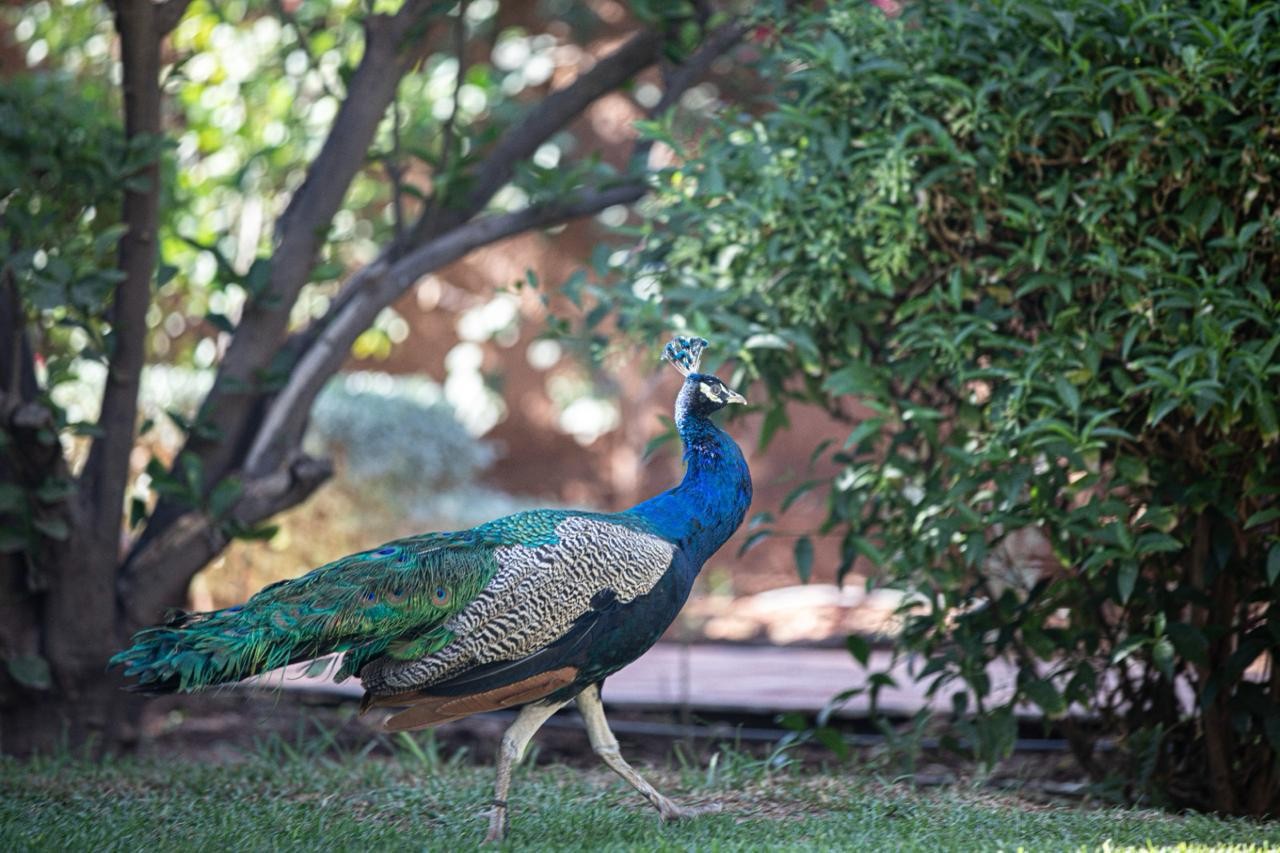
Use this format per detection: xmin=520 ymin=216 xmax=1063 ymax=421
xmin=308 ymin=372 xmax=495 ymax=498
xmin=598 ymin=0 xmax=1280 ymax=814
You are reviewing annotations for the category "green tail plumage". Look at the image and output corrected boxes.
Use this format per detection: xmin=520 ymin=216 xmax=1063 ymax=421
xmin=112 ymin=531 xmax=498 ymax=693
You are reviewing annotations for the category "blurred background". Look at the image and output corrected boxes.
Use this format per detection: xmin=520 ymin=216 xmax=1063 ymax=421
xmin=0 ymin=0 xmax=868 ymax=649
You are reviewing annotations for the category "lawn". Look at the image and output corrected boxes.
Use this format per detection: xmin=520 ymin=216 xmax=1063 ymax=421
xmin=1 ymin=735 xmax=1275 ymax=852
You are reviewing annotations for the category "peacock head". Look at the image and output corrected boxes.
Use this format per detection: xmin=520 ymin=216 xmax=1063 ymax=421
xmin=664 ymin=336 xmax=747 ymax=419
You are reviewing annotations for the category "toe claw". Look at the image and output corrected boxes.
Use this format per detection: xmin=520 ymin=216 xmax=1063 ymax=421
xmin=659 ymin=799 xmax=723 ymax=822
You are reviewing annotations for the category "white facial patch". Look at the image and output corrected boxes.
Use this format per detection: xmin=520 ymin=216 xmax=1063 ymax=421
xmin=699 ymin=382 xmax=720 ymax=402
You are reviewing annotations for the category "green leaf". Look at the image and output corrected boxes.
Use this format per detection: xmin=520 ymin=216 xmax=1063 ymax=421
xmin=1022 ymin=678 xmax=1065 ymax=716
xmin=1051 ymin=9 xmax=1075 ymax=38
xmin=813 ymin=725 xmax=849 ymax=760
xmin=1148 ymin=397 xmax=1180 ymax=427
xmin=843 ymin=418 xmax=883 ymax=452
xmin=780 ymin=480 xmax=821 ymax=514
xmin=794 ymin=536 xmax=814 ymax=584
xmin=758 ymin=405 xmax=789 ymax=452
xmin=230 ymin=523 xmax=278 ymax=542
xmin=823 ymin=362 xmax=883 ymax=397
xmin=845 ymin=634 xmax=871 ymax=667
xmin=1268 ymin=543 xmax=1280 ymax=585
xmin=6 ymin=655 xmax=52 ymax=690
xmin=1258 ymin=394 xmax=1279 ymax=444
xmin=1096 ymin=109 xmax=1113 ymax=138
xmin=1152 ymin=638 xmax=1176 ymax=680
xmin=129 ymin=496 xmax=148 ymax=530
xmin=1054 ymin=375 xmax=1080 ymax=415
xmin=31 ymin=516 xmax=69 ymax=541
xmin=206 ymin=312 xmax=236 ymax=334
xmin=737 ymin=529 xmax=773 ymax=557
xmin=208 ymin=477 xmax=242 ymax=518
xmin=1245 ymin=507 xmax=1280 ymax=530
xmin=1111 ymin=635 xmax=1146 ymax=664
xmin=1116 ymin=561 xmax=1138 ymax=604
xmin=1166 ymin=622 xmax=1208 ymax=667
xmin=641 ymin=418 xmax=678 ymax=461
xmin=244 ymin=258 xmax=271 ymax=295
xmin=179 ymin=454 xmax=204 ymax=496
xmin=1135 ymin=532 xmax=1182 ymax=555
xmin=35 ymin=477 xmax=76 ymax=504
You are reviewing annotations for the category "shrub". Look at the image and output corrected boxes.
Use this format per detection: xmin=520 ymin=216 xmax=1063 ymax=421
xmin=597 ymin=0 xmax=1280 ymax=814
xmin=308 ymin=372 xmax=495 ymax=497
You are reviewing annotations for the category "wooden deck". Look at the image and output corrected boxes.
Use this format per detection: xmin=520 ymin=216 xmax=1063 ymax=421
xmin=254 ymin=641 xmax=1030 ymax=719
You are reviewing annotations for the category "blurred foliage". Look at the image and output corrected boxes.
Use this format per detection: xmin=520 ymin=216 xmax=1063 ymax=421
xmin=5 ymin=0 xmax=636 ymax=369
xmin=589 ymin=0 xmax=1280 ymax=815
xmin=309 ymin=371 xmax=495 ymax=493
xmin=0 ymin=0 xmax=658 ymax=540
xmin=204 ymin=370 xmax=523 ymax=608
xmin=0 ymin=73 xmax=148 ymax=553
xmin=0 ymin=74 xmax=139 ymax=378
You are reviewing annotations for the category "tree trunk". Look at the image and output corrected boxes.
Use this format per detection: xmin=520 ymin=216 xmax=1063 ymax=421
xmin=0 ymin=0 xmax=172 ymax=754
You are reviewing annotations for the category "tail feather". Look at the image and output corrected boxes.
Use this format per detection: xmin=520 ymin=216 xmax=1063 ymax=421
xmin=110 ymin=533 xmax=492 ymax=694
xmin=111 ymin=600 xmax=345 ymax=694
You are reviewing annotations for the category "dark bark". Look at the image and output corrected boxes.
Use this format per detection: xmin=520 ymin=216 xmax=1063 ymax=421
xmin=1190 ymin=511 xmax=1239 ymax=814
xmin=1 ymin=0 xmax=188 ymax=753
xmin=24 ymin=0 xmax=166 ymax=750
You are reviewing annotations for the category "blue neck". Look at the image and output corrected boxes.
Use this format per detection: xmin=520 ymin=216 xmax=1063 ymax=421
xmin=629 ymin=409 xmax=753 ymax=568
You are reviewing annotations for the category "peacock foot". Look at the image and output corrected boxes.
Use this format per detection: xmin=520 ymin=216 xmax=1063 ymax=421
xmin=656 ymin=798 xmax=724 ymax=823
xmin=482 ymin=801 xmax=508 ymax=844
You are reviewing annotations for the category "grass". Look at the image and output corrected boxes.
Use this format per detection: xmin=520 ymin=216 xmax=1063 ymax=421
xmin=1 ymin=733 xmax=1277 ymax=853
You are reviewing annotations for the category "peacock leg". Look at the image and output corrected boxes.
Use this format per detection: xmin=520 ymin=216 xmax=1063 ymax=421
xmin=484 ymin=698 xmax=568 ymax=844
xmin=575 ymin=683 xmax=723 ymax=823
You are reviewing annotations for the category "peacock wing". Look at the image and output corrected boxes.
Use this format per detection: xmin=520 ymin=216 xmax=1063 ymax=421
xmin=359 ymin=511 xmax=679 ymax=729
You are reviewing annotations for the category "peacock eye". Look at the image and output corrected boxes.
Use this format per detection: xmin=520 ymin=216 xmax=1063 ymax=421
xmin=376 ymin=547 xmax=396 ymax=556
xmin=431 ymin=585 xmax=450 ymax=606
xmin=362 ymin=591 xmax=377 ymax=606
xmin=387 ymin=588 xmax=406 ymax=603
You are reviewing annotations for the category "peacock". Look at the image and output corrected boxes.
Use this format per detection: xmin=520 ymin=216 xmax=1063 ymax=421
xmin=112 ymin=335 xmax=752 ymax=843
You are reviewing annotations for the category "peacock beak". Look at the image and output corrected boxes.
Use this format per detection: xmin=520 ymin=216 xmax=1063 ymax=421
xmin=724 ymin=388 xmax=747 ymax=405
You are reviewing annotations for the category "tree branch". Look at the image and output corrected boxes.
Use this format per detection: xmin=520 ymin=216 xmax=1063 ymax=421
xmin=414 ymin=0 xmax=468 ymax=244
xmin=243 ymin=20 xmax=745 ymax=480
xmin=310 ymin=26 xmax=679 ymax=358
xmin=243 ymin=180 xmax=647 ymax=477
xmin=405 ymin=28 xmax=663 ymax=246
xmin=633 ymin=21 xmax=746 ymax=170
xmin=142 ymin=1 xmax=439 ymax=548
xmin=0 ymin=269 xmax=38 ymax=402
xmin=120 ymin=453 xmax=333 ymax=627
xmin=125 ymin=15 xmax=742 ymax=598
xmin=653 ymin=21 xmax=746 ymax=117
xmin=156 ymin=0 xmax=193 ymax=37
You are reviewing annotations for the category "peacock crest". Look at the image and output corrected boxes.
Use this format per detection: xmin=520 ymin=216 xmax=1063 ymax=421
xmin=662 ymin=335 xmax=709 ymax=376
